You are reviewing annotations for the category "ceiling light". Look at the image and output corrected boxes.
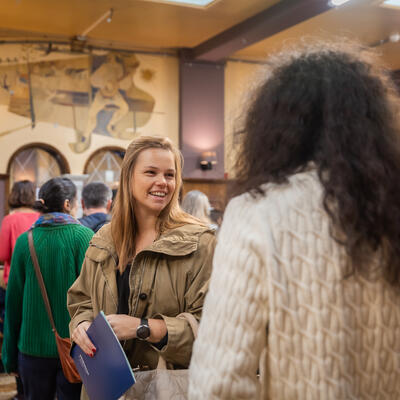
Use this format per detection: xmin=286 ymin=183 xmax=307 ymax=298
xmin=390 ymin=32 xmax=400 ymax=42
xmin=145 ymin=0 xmax=216 ymax=7
xmin=381 ymin=0 xmax=400 ymax=8
xmin=329 ymin=0 xmax=351 ymax=6
xmin=106 ymin=9 xmax=113 ymax=23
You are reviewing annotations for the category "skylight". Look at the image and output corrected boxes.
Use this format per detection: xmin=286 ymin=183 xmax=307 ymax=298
xmin=152 ymin=0 xmax=216 ymax=6
xmin=381 ymin=0 xmax=400 ymax=8
xmin=329 ymin=0 xmax=351 ymax=6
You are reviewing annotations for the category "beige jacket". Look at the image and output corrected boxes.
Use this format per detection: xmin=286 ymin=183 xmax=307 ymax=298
xmin=68 ymin=222 xmax=216 ymax=370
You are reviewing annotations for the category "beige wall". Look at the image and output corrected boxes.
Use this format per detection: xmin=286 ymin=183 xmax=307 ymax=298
xmin=0 ymin=44 xmax=265 ymax=180
xmin=224 ymin=60 xmax=264 ymax=177
xmin=0 ymin=49 xmax=179 ymax=176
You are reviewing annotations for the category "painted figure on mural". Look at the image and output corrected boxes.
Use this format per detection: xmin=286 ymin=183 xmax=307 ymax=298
xmin=0 ymin=46 xmax=156 ymax=152
xmin=70 ymin=53 xmax=155 ymax=153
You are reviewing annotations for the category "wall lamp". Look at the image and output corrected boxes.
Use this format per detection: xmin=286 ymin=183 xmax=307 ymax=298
xmin=199 ymin=151 xmax=217 ymax=170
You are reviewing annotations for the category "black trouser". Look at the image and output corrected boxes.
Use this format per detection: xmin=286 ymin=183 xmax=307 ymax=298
xmin=17 ymin=352 xmax=81 ymax=400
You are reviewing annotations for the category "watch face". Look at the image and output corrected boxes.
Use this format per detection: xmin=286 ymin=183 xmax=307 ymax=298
xmin=137 ymin=324 xmax=150 ymax=340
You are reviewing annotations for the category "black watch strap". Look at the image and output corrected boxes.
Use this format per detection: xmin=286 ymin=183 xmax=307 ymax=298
xmin=141 ymin=318 xmax=148 ymax=327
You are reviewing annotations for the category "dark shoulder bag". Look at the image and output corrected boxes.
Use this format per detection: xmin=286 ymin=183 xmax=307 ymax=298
xmin=28 ymin=231 xmax=81 ymax=383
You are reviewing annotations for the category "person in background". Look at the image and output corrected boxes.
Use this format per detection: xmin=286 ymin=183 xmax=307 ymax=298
xmin=0 ymin=180 xmax=39 ymax=400
xmin=181 ymin=190 xmax=214 ymax=228
xmin=0 ymin=181 xmax=39 ymax=286
xmin=189 ymin=42 xmax=400 ymax=399
xmin=209 ymin=208 xmax=223 ymax=229
xmin=2 ymin=177 xmax=93 ymax=400
xmin=79 ymin=182 xmax=112 ymax=233
xmin=68 ymin=136 xmax=216 ymax=399
xmin=110 ymin=186 xmax=118 ymax=211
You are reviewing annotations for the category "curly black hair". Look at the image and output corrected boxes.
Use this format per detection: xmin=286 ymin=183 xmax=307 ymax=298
xmin=233 ymin=41 xmax=400 ymax=286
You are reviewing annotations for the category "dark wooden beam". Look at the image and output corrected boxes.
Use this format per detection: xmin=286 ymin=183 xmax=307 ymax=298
xmin=191 ymin=0 xmax=332 ymax=62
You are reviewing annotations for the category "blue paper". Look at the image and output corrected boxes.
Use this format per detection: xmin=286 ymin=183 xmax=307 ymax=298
xmin=71 ymin=311 xmax=135 ymax=400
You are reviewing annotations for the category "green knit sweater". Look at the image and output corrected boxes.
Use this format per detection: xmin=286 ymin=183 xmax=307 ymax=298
xmin=2 ymin=223 xmax=93 ymax=373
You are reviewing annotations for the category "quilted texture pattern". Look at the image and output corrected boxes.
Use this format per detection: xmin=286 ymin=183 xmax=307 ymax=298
xmin=189 ymin=170 xmax=400 ymax=399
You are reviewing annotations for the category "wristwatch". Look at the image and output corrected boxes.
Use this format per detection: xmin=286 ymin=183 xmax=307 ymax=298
xmin=136 ymin=318 xmax=151 ymax=340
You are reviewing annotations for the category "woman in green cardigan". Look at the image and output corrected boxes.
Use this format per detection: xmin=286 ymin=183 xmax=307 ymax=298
xmin=2 ymin=177 xmax=93 ymax=400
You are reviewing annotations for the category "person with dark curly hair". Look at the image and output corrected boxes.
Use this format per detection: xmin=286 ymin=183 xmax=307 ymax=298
xmin=189 ymin=42 xmax=400 ymax=399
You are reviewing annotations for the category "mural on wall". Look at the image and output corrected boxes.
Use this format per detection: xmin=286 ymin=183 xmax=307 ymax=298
xmin=72 ymin=52 xmax=155 ymax=152
xmin=0 ymin=46 xmax=156 ymax=153
xmin=0 ymin=63 xmax=33 ymax=131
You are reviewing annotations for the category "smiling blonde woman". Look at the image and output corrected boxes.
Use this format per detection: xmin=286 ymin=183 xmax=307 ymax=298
xmin=67 ymin=136 xmax=216 ymax=399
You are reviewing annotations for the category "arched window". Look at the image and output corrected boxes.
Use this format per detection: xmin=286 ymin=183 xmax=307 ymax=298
xmin=84 ymin=147 xmax=125 ymax=187
xmin=7 ymin=143 xmax=70 ymax=188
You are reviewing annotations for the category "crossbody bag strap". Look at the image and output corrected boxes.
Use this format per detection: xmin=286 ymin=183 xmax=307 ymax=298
xmin=28 ymin=230 xmax=56 ymax=332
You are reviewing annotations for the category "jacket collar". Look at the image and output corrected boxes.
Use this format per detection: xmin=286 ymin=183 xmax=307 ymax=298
xmin=149 ymin=224 xmax=212 ymax=256
xmin=87 ymin=222 xmax=213 ymax=263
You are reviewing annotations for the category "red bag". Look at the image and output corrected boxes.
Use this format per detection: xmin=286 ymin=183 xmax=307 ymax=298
xmin=54 ymin=332 xmax=81 ymax=383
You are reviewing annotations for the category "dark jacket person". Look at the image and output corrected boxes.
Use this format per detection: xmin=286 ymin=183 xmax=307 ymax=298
xmin=79 ymin=182 xmax=112 ymax=233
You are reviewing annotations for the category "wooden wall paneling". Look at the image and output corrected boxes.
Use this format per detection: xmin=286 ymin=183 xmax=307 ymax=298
xmin=182 ymin=178 xmax=229 ymax=211
xmin=0 ymin=174 xmax=9 ymax=226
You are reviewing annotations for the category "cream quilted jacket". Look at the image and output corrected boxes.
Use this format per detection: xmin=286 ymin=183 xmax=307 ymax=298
xmin=189 ymin=170 xmax=400 ymax=399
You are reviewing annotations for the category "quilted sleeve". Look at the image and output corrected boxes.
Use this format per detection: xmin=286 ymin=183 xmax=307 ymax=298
xmin=189 ymin=195 xmax=269 ymax=399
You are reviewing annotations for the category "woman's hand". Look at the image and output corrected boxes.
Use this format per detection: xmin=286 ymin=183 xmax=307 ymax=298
xmin=106 ymin=314 xmax=168 ymax=343
xmin=106 ymin=314 xmax=138 ymax=340
xmin=71 ymin=321 xmax=96 ymax=357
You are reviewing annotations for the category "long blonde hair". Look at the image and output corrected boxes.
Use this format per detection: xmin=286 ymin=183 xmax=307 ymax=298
xmin=111 ymin=136 xmax=204 ymax=272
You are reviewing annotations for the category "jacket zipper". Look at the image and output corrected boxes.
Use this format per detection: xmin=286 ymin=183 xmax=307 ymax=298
xmin=91 ymin=243 xmax=118 ymax=310
xmin=120 ymin=253 xmax=147 ymax=352
xmin=129 ymin=255 xmax=147 ymax=317
xmin=91 ymin=243 xmax=135 ymax=352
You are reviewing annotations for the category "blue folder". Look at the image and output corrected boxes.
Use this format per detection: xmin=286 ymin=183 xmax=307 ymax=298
xmin=71 ymin=311 xmax=136 ymax=400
